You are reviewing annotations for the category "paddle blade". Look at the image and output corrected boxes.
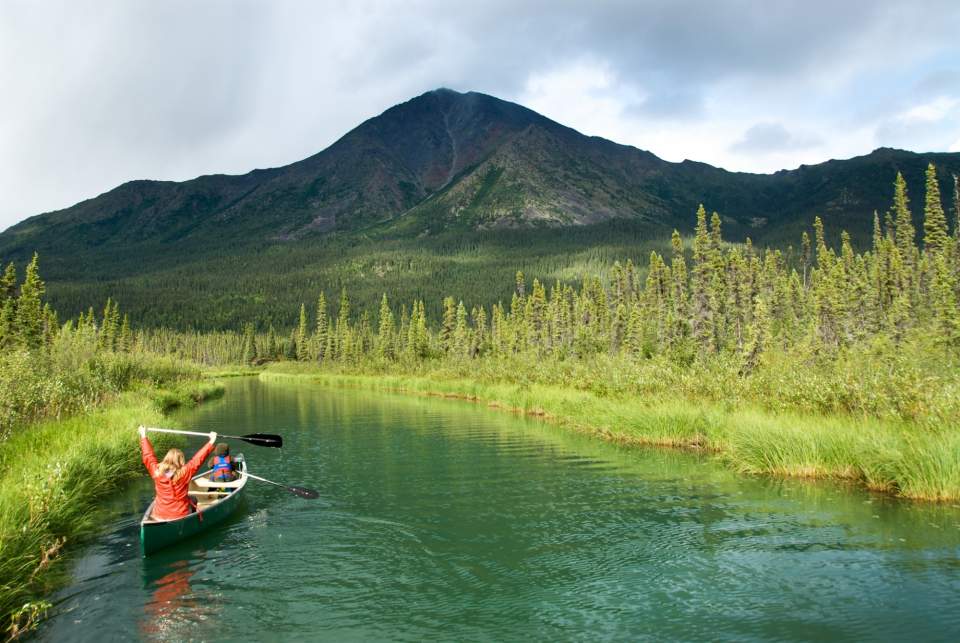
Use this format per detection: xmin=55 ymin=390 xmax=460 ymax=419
xmin=239 ymin=433 xmax=283 ymax=448
xmin=286 ymin=485 xmax=319 ymax=499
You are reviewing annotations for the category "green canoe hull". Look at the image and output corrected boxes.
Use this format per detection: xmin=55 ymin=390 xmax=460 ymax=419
xmin=140 ymin=458 xmax=247 ymax=556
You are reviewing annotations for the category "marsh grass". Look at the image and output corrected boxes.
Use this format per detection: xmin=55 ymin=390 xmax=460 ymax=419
xmin=261 ymin=369 xmax=960 ymax=502
xmin=151 ymin=380 xmax=225 ymax=413
xmin=0 ymin=393 xmax=168 ymax=633
xmin=0 ymin=345 xmax=223 ymax=638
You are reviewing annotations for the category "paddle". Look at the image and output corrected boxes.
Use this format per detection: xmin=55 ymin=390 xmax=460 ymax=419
xmin=245 ymin=472 xmax=320 ymax=499
xmin=143 ymin=426 xmax=283 ymax=448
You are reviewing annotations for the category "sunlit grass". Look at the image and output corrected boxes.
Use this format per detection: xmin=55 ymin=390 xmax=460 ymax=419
xmin=0 ymin=393 xmax=165 ymax=628
xmin=262 ymin=369 xmax=960 ymax=503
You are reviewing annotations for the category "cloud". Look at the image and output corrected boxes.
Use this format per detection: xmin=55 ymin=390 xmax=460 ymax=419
xmin=897 ymin=97 xmax=960 ymax=124
xmin=1 ymin=0 xmax=959 ymax=229
xmin=875 ymin=96 xmax=960 ymax=150
xmin=730 ymin=123 xmax=821 ymax=154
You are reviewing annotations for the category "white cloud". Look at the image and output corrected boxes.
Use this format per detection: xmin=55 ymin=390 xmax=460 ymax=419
xmin=1 ymin=0 xmax=959 ymax=229
xmin=730 ymin=123 xmax=821 ymax=154
xmin=897 ymin=97 xmax=960 ymax=124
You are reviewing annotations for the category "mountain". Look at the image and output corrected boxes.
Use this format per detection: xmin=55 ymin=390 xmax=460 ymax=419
xmin=4 ymin=88 xmax=960 ymax=252
xmin=1 ymin=88 xmax=958 ymax=328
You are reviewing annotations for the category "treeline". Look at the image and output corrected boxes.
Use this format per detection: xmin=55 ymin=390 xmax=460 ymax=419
xmin=1 ymin=253 xmax=134 ymax=355
xmin=0 ymin=257 xmax=191 ymax=442
xmin=41 ymin=218 xmax=668 ymax=331
xmin=199 ymin=165 xmax=958 ymax=371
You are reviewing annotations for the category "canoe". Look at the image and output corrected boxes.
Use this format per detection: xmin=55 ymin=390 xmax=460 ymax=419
xmin=140 ymin=454 xmax=248 ymax=556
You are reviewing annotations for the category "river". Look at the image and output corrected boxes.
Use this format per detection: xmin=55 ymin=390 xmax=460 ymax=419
xmin=37 ymin=378 xmax=960 ymax=641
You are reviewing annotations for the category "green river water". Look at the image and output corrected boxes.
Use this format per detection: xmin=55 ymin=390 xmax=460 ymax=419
xmin=38 ymin=378 xmax=960 ymax=641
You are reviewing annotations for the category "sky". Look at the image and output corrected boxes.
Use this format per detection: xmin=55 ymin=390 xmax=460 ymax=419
xmin=1 ymin=0 xmax=959 ymax=231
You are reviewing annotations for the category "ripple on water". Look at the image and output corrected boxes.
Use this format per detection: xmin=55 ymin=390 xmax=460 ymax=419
xmin=36 ymin=380 xmax=960 ymax=642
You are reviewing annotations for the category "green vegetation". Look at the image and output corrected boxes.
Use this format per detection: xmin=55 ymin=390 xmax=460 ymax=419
xmin=0 ymin=257 xmax=217 ymax=637
xmin=260 ymin=367 xmax=960 ymax=501
xmin=3 ymin=89 xmax=959 ymax=331
xmin=195 ymin=166 xmax=958 ymax=500
xmin=1 ymin=150 xmax=959 ymax=633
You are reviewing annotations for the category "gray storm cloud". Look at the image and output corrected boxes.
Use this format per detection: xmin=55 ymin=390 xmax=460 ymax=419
xmin=1 ymin=0 xmax=958 ymax=230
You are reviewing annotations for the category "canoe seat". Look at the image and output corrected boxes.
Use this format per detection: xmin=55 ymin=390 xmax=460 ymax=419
xmin=193 ymin=476 xmax=245 ymax=489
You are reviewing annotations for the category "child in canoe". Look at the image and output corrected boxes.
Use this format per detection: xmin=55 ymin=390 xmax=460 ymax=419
xmin=139 ymin=426 xmax=217 ymax=520
xmin=208 ymin=443 xmax=238 ymax=483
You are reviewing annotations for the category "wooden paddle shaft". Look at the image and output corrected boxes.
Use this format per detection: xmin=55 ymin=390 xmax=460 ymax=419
xmin=143 ymin=426 xmax=214 ymax=439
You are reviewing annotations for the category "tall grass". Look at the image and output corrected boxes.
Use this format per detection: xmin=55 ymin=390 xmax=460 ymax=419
xmin=0 ymin=337 xmax=201 ymax=444
xmin=0 ymin=342 xmax=217 ymax=637
xmin=261 ymin=368 xmax=960 ymax=502
xmin=0 ymin=393 xmax=166 ymax=634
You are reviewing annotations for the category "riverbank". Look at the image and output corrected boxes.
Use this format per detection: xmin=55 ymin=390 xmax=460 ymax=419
xmin=0 ymin=381 xmax=223 ymax=639
xmin=260 ymin=368 xmax=960 ymax=504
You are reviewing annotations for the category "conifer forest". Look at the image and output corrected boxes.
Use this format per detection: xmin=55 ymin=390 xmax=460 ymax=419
xmin=136 ymin=166 xmax=959 ymax=422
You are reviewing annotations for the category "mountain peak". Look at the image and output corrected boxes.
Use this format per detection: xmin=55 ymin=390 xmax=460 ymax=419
xmin=3 ymin=89 xmax=960 ymax=260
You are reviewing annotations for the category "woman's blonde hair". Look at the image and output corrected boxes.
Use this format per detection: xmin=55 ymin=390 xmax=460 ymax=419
xmin=156 ymin=448 xmax=187 ymax=482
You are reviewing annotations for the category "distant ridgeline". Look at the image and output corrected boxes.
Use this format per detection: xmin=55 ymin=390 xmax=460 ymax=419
xmin=2 ymin=89 xmax=960 ymax=328
xmin=141 ymin=165 xmax=960 ymax=373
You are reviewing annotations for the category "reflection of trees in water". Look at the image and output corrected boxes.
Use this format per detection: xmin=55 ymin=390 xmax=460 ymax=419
xmin=139 ymin=560 xmax=219 ymax=641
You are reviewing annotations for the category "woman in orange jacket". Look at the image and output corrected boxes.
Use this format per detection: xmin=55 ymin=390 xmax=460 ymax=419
xmin=139 ymin=426 xmax=217 ymax=520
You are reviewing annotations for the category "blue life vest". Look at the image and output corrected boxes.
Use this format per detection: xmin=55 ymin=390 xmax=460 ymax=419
xmin=212 ymin=455 xmax=233 ymax=481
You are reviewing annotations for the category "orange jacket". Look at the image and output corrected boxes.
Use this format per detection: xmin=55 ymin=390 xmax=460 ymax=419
xmin=141 ymin=437 xmax=214 ymax=520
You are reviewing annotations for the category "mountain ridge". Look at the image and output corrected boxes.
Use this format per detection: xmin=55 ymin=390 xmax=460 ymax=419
xmin=4 ymin=88 xmax=959 ymax=257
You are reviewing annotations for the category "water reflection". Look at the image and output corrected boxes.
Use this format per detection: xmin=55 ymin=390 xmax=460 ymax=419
xmin=140 ymin=561 xmax=198 ymax=640
xmin=35 ymin=378 xmax=960 ymax=642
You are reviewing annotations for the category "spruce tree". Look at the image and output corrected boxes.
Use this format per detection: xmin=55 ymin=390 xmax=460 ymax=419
xmin=377 ymin=293 xmax=395 ymax=360
xmin=800 ymin=231 xmax=811 ymax=287
xmin=625 ymin=303 xmax=644 ymax=357
xmin=742 ymin=295 xmax=772 ymax=374
xmin=471 ymin=305 xmax=487 ymax=357
xmin=296 ymin=303 xmax=309 ymax=361
xmin=529 ymin=278 xmax=547 ymax=349
xmin=691 ymin=205 xmax=715 ymax=354
xmin=241 ymin=323 xmax=256 ymax=364
xmin=931 ymin=253 xmax=959 ymax=346
xmin=336 ymin=287 xmax=351 ymax=357
xmin=357 ymin=310 xmax=372 ymax=359
xmin=922 ymin=163 xmax=949 ymax=254
xmin=0 ymin=297 xmax=14 ymax=349
xmin=611 ymin=302 xmax=627 ymax=352
xmin=15 ymin=253 xmax=45 ymax=350
xmin=100 ymin=298 xmax=117 ymax=350
xmin=266 ymin=325 xmax=278 ymax=359
xmin=119 ymin=314 xmax=133 ymax=352
xmin=491 ymin=303 xmax=506 ymax=356
xmin=892 ymin=172 xmax=916 ymax=270
xmin=515 ymin=270 xmax=526 ymax=298
xmin=453 ymin=300 xmax=469 ymax=358
xmin=285 ymin=329 xmax=298 ymax=360
xmin=888 ymin=291 xmax=911 ymax=343
xmin=670 ymin=230 xmax=690 ymax=342
xmin=0 ymin=262 xmax=15 ymax=300
xmin=41 ymin=303 xmax=57 ymax=347
xmin=414 ymin=300 xmax=429 ymax=358
xmin=315 ymin=292 xmax=328 ymax=362
xmin=440 ymin=296 xmax=456 ymax=352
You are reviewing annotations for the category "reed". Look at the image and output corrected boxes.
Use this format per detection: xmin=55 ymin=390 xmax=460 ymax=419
xmin=260 ymin=369 xmax=960 ymax=503
xmin=0 ymin=379 xmax=222 ymax=638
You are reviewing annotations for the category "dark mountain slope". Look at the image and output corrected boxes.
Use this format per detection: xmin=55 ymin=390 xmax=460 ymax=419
xmin=1 ymin=89 xmax=959 ymax=328
xmin=4 ymin=88 xmax=959 ymax=262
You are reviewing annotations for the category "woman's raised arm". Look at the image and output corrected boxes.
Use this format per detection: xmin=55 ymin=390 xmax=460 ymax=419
xmin=139 ymin=426 xmax=158 ymax=475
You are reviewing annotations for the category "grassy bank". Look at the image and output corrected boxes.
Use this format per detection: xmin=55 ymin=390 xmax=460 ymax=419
xmin=0 ymin=381 xmax=222 ymax=639
xmin=260 ymin=368 xmax=960 ymax=503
